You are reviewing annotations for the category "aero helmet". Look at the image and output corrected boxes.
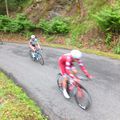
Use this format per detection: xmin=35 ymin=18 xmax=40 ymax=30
xmin=71 ymin=50 xmax=82 ymax=59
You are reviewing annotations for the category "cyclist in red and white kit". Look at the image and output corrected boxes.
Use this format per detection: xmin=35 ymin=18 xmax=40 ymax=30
xmin=58 ymin=50 xmax=93 ymax=99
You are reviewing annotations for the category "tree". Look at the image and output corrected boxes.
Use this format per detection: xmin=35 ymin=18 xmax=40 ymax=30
xmin=5 ymin=0 xmax=9 ymax=16
xmin=76 ymin=0 xmax=86 ymax=18
xmin=0 ymin=0 xmax=29 ymax=15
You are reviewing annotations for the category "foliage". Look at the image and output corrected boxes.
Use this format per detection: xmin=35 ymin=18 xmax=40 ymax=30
xmin=38 ymin=19 xmax=52 ymax=34
xmin=38 ymin=17 xmax=70 ymax=34
xmin=70 ymin=20 xmax=92 ymax=46
xmin=114 ymin=43 xmax=120 ymax=54
xmin=70 ymin=28 xmax=80 ymax=46
xmin=93 ymin=6 xmax=120 ymax=33
xmin=24 ymin=31 xmax=33 ymax=38
xmin=51 ymin=17 xmax=70 ymax=34
xmin=105 ymin=32 xmax=112 ymax=46
xmin=0 ymin=14 xmax=35 ymax=33
xmin=0 ymin=0 xmax=31 ymax=15
xmin=0 ymin=72 xmax=47 ymax=120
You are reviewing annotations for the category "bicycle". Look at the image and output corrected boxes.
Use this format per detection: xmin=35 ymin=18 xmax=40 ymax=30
xmin=29 ymin=48 xmax=44 ymax=65
xmin=57 ymin=73 xmax=92 ymax=110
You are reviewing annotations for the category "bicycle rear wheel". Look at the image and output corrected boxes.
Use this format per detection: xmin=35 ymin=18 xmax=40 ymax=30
xmin=39 ymin=54 xmax=44 ymax=65
xmin=57 ymin=73 xmax=63 ymax=92
xmin=75 ymin=84 xmax=91 ymax=110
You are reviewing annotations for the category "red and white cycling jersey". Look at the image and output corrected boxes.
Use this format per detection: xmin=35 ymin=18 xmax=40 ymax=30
xmin=58 ymin=53 xmax=90 ymax=79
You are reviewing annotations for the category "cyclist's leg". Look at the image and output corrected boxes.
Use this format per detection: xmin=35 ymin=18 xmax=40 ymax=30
xmin=31 ymin=46 xmax=36 ymax=59
xmin=62 ymin=75 xmax=70 ymax=99
xmin=58 ymin=61 xmax=68 ymax=89
xmin=62 ymin=74 xmax=68 ymax=89
xmin=71 ymin=66 xmax=80 ymax=83
xmin=36 ymin=45 xmax=40 ymax=50
xmin=58 ymin=60 xmax=70 ymax=99
xmin=71 ymin=66 xmax=78 ymax=75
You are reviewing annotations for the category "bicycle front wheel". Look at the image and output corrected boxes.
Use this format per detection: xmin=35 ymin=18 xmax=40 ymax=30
xmin=75 ymin=85 xmax=91 ymax=110
xmin=57 ymin=73 xmax=63 ymax=92
xmin=39 ymin=54 xmax=44 ymax=65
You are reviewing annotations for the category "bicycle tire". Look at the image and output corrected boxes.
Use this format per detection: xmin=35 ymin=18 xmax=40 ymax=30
xmin=57 ymin=73 xmax=63 ymax=92
xmin=39 ymin=54 xmax=44 ymax=65
xmin=75 ymin=84 xmax=91 ymax=110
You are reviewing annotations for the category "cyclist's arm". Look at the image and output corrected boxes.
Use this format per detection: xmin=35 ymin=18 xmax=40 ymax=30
xmin=65 ymin=59 xmax=76 ymax=79
xmin=37 ymin=40 xmax=42 ymax=49
xmin=78 ymin=60 xmax=91 ymax=78
xmin=29 ymin=40 xmax=35 ymax=51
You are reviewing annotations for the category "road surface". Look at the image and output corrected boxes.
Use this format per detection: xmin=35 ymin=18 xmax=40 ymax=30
xmin=0 ymin=43 xmax=120 ymax=120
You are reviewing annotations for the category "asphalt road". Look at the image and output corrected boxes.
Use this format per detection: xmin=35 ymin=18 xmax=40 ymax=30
xmin=0 ymin=43 xmax=120 ymax=120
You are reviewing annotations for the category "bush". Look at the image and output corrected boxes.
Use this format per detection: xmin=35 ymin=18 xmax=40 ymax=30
xmin=38 ymin=19 xmax=53 ymax=34
xmin=93 ymin=6 xmax=120 ymax=33
xmin=105 ymin=33 xmax=112 ymax=46
xmin=8 ymin=21 xmax=23 ymax=33
xmin=114 ymin=43 xmax=120 ymax=54
xmin=15 ymin=14 xmax=36 ymax=32
xmin=0 ymin=15 xmax=11 ymax=32
xmin=0 ymin=0 xmax=31 ymax=14
xmin=0 ymin=14 xmax=35 ymax=33
xmin=51 ymin=17 xmax=70 ymax=34
xmin=38 ymin=17 xmax=70 ymax=34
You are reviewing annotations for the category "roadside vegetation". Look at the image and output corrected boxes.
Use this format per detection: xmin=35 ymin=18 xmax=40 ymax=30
xmin=0 ymin=0 xmax=120 ymax=56
xmin=0 ymin=72 xmax=47 ymax=120
xmin=0 ymin=0 xmax=32 ymax=15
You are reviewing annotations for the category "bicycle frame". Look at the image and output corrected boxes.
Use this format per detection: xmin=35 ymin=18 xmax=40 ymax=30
xmin=67 ymin=79 xmax=83 ymax=97
xmin=34 ymin=49 xmax=41 ymax=60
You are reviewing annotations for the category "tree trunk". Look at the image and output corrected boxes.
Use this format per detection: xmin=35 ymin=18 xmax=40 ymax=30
xmin=76 ymin=0 xmax=85 ymax=18
xmin=5 ymin=0 xmax=9 ymax=16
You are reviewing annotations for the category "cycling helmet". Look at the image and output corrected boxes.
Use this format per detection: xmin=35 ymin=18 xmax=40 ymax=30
xmin=71 ymin=50 xmax=82 ymax=59
xmin=31 ymin=35 xmax=35 ymax=39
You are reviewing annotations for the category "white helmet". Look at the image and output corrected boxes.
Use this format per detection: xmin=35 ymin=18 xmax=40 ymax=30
xmin=31 ymin=35 xmax=35 ymax=39
xmin=71 ymin=50 xmax=82 ymax=59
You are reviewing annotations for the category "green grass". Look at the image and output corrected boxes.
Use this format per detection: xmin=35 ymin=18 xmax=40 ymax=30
xmin=80 ymin=48 xmax=120 ymax=59
xmin=42 ymin=42 xmax=120 ymax=60
xmin=0 ymin=72 xmax=47 ymax=120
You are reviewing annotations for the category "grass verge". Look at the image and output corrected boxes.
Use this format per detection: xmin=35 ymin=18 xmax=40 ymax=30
xmin=42 ymin=42 xmax=120 ymax=60
xmin=1 ymin=35 xmax=120 ymax=60
xmin=0 ymin=72 xmax=47 ymax=120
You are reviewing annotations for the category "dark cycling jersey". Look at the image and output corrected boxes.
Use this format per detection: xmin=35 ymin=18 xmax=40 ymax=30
xmin=29 ymin=38 xmax=38 ymax=47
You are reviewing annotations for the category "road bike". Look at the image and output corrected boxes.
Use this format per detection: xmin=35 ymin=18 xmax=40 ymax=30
xmin=57 ymin=73 xmax=92 ymax=110
xmin=29 ymin=48 xmax=44 ymax=65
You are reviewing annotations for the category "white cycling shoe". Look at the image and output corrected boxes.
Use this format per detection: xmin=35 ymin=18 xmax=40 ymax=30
xmin=63 ymin=89 xmax=70 ymax=99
